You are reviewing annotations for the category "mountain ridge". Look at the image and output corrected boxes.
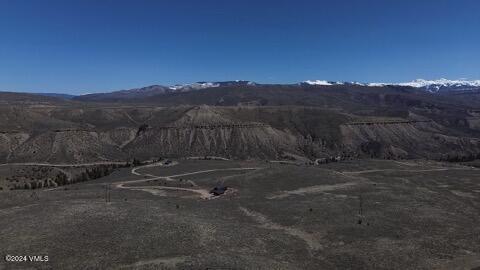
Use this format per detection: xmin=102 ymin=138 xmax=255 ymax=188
xmin=4 ymin=78 xmax=479 ymax=99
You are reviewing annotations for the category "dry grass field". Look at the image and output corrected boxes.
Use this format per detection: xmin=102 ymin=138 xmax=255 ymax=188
xmin=1 ymin=159 xmax=479 ymax=269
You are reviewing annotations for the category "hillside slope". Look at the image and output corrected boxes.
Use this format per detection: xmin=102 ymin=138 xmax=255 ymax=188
xmin=0 ymin=103 xmax=479 ymax=163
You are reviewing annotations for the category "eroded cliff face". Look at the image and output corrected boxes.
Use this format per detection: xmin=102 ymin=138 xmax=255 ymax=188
xmin=340 ymin=121 xmax=480 ymax=159
xmin=7 ymin=130 xmax=128 ymax=163
xmin=123 ymin=124 xmax=299 ymax=160
xmin=1 ymin=105 xmax=479 ymax=163
xmin=0 ymin=106 xmax=301 ymax=162
xmin=122 ymin=106 xmax=301 ymax=160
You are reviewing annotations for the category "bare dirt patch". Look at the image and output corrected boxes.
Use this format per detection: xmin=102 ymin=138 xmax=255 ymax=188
xmin=267 ymin=182 xmax=358 ymax=199
xmin=239 ymin=207 xmax=323 ymax=252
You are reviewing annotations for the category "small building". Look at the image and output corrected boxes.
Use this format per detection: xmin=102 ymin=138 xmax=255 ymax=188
xmin=210 ymin=183 xmax=228 ymax=196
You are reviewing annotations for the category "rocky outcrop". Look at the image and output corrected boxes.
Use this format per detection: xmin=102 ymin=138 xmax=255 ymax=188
xmin=0 ymin=132 xmax=30 ymax=162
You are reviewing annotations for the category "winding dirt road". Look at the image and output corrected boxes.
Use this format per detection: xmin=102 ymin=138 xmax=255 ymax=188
xmin=341 ymin=167 xmax=479 ymax=175
xmin=116 ymin=161 xmax=262 ymax=199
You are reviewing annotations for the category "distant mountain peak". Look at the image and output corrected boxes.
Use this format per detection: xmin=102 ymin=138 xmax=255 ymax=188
xmin=302 ymin=80 xmax=365 ymax=86
xmin=169 ymin=80 xmax=257 ymax=91
xmin=119 ymin=85 xmax=168 ymax=93
xmin=169 ymin=82 xmax=220 ymax=91
xmin=303 ymin=80 xmax=333 ymax=86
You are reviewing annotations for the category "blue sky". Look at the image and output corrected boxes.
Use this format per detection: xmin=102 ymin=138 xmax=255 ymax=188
xmin=0 ymin=0 xmax=479 ymax=94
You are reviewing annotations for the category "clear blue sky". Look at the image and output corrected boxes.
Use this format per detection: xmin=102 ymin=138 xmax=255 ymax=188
xmin=1 ymin=0 xmax=479 ymax=94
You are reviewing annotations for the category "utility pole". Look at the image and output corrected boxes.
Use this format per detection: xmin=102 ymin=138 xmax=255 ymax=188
xmin=358 ymin=194 xmax=363 ymax=224
xmin=105 ymin=184 xmax=111 ymax=203
xmin=359 ymin=194 xmax=363 ymax=216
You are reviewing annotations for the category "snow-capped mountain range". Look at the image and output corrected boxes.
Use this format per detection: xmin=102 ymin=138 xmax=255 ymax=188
xmin=368 ymin=79 xmax=480 ymax=92
xmin=303 ymin=78 xmax=480 ymax=92
xmin=75 ymin=79 xmax=480 ymax=101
